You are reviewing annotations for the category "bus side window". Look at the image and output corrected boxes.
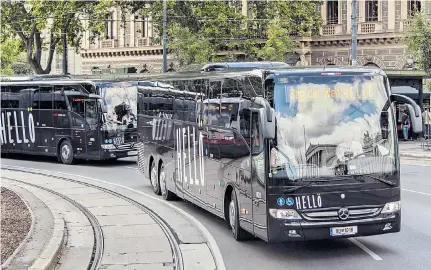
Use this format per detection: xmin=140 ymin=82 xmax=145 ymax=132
xmin=251 ymin=111 xmax=263 ymax=154
xmin=239 ymin=109 xmax=251 ymax=146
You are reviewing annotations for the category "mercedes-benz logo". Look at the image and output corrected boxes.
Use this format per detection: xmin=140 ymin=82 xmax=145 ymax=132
xmin=338 ymin=207 xmax=349 ymax=220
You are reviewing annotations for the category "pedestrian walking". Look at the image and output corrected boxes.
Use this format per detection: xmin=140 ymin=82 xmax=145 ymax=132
xmin=423 ymin=107 xmax=431 ymax=139
xmin=401 ymin=110 xmax=411 ymax=141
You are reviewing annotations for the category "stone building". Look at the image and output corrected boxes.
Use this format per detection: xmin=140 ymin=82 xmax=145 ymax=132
xmin=297 ymin=0 xmax=430 ymax=70
xmin=45 ymin=0 xmax=430 ymax=75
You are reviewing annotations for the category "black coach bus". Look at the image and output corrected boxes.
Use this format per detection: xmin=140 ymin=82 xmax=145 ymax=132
xmin=136 ymin=66 xmax=423 ymax=242
xmin=1 ymin=78 xmax=137 ymax=164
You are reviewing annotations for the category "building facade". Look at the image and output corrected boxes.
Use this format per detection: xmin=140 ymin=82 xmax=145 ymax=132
xmin=44 ymin=0 xmax=430 ymax=75
xmin=298 ymin=0 xmax=430 ymax=70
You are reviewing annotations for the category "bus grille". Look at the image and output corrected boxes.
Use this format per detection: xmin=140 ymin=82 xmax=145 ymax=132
xmin=301 ymin=206 xmax=381 ymax=221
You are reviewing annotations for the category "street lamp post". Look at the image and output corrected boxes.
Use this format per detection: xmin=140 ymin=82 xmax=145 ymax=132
xmin=62 ymin=29 xmax=68 ymax=75
xmin=162 ymin=0 xmax=167 ymax=73
xmin=351 ymin=0 xmax=358 ymax=66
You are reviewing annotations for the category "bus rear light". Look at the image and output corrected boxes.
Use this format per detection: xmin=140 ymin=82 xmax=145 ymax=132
xmin=269 ymin=209 xmax=302 ymax=220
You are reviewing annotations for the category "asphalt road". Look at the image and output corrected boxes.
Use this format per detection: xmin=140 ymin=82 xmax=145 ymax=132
xmin=2 ymin=154 xmax=431 ymax=270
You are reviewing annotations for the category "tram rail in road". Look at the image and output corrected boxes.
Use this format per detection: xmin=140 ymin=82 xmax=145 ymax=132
xmin=1 ymin=167 xmax=186 ymax=270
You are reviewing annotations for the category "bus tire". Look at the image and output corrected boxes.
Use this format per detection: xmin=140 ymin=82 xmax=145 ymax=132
xmin=59 ymin=140 xmax=75 ymax=165
xmin=150 ymin=160 xmax=161 ymax=195
xmin=229 ymin=190 xmax=249 ymax=241
xmin=159 ymin=162 xmax=175 ymax=201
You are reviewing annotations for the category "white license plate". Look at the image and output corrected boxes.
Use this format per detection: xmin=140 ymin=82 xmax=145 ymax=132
xmin=113 ymin=137 xmax=124 ymax=145
xmin=330 ymin=226 xmax=358 ymax=236
xmin=127 ymin=151 xmax=137 ymax=156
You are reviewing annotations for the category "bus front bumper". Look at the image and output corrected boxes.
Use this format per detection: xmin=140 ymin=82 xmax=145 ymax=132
xmin=101 ymin=147 xmax=137 ymax=159
xmin=268 ymin=213 xmax=400 ymax=242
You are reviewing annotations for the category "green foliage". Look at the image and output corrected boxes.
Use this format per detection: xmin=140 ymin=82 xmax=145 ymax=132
xmin=404 ymin=12 xmax=431 ymax=74
xmin=256 ymin=20 xmax=299 ymax=61
xmin=1 ymin=0 xmax=115 ymax=74
xmin=1 ymin=39 xmax=24 ymax=75
xmin=168 ymin=23 xmax=215 ymax=67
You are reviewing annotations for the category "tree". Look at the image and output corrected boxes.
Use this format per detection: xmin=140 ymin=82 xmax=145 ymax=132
xmin=404 ymin=12 xmax=431 ymax=74
xmin=0 ymin=38 xmax=23 ymax=75
xmin=244 ymin=0 xmax=323 ymax=61
xmin=1 ymin=0 xmax=114 ymax=74
xmin=168 ymin=23 xmax=215 ymax=67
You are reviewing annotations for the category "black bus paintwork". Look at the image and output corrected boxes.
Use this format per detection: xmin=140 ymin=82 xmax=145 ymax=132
xmin=136 ymin=67 xmax=402 ymax=242
xmin=1 ymin=80 xmax=135 ymax=163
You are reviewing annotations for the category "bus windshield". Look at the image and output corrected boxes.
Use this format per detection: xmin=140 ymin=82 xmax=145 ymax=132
xmin=67 ymin=96 xmax=99 ymax=130
xmin=271 ymin=74 xmax=396 ymax=181
xmin=203 ymin=102 xmax=239 ymax=128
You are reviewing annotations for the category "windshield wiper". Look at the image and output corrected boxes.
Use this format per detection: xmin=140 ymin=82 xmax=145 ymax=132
xmin=362 ymin=174 xmax=397 ymax=187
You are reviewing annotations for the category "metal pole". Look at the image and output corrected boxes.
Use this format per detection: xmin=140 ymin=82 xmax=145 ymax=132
xmin=162 ymin=0 xmax=167 ymax=73
xmin=351 ymin=0 xmax=358 ymax=66
xmin=62 ymin=29 xmax=68 ymax=74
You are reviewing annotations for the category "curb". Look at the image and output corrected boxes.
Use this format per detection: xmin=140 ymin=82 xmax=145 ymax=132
xmin=1 ymin=185 xmax=36 ymax=270
xmin=2 ymin=165 xmax=226 ymax=270
xmin=400 ymin=153 xmax=431 ymax=160
xmin=29 ymin=217 xmax=66 ymax=270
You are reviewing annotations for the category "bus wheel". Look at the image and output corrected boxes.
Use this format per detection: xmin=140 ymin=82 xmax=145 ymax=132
xmin=229 ymin=191 xmax=249 ymax=241
xmin=59 ymin=140 xmax=74 ymax=165
xmin=159 ymin=163 xmax=175 ymax=201
xmin=150 ymin=161 xmax=161 ymax=195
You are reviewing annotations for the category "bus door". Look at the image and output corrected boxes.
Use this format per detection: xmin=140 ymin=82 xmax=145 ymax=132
xmin=84 ymin=98 xmax=101 ymax=159
xmin=237 ymin=108 xmax=253 ymax=233
xmin=19 ymin=89 xmax=36 ymax=154
xmin=53 ymin=94 xmax=71 ymax=149
xmin=250 ymin=110 xmax=267 ymax=239
xmin=33 ymin=89 xmax=56 ymax=155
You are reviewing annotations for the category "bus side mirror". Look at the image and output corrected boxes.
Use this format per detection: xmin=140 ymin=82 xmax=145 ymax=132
xmin=390 ymin=94 xmax=423 ymax=133
xmin=253 ymin=97 xmax=275 ymax=139
xmin=258 ymin=108 xmax=275 ymax=139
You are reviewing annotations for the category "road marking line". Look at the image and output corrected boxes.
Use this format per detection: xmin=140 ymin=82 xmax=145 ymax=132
xmin=124 ymin=166 xmax=138 ymax=170
xmin=402 ymin=188 xmax=431 ymax=197
xmin=2 ymin=165 xmax=226 ymax=270
xmin=349 ymin=238 xmax=383 ymax=261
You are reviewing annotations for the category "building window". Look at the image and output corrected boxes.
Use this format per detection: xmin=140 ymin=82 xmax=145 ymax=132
xmin=105 ymin=12 xmax=114 ymax=39
xmin=365 ymin=0 xmax=379 ymax=22
xmin=327 ymin=0 xmax=339 ymax=25
xmin=408 ymin=0 xmax=421 ymax=16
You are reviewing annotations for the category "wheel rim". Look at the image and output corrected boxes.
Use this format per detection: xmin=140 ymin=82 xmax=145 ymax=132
xmin=229 ymin=199 xmax=236 ymax=232
xmin=61 ymin=144 xmax=70 ymax=160
xmin=160 ymin=165 xmax=166 ymax=196
xmin=151 ymin=165 xmax=158 ymax=190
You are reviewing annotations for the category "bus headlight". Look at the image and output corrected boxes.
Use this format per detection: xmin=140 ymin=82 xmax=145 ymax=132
xmin=381 ymin=201 xmax=401 ymax=214
xmin=269 ymin=209 xmax=302 ymax=220
xmin=101 ymin=144 xmax=116 ymax=150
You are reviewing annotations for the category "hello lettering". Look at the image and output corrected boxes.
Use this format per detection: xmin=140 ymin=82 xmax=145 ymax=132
xmin=0 ymin=111 xmax=36 ymax=145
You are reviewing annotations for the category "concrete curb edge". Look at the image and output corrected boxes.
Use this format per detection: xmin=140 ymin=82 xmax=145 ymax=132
xmin=1 ymin=165 xmax=226 ymax=270
xmin=1 ymin=184 xmax=36 ymax=270
xmin=29 ymin=216 xmax=66 ymax=270
xmin=400 ymin=153 xmax=431 ymax=160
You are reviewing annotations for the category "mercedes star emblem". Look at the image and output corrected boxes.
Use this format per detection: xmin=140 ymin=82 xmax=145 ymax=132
xmin=338 ymin=207 xmax=349 ymax=220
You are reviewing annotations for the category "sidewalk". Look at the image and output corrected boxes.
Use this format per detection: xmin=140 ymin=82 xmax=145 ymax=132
xmin=1 ymin=168 xmax=222 ymax=270
xmin=398 ymin=140 xmax=431 ymax=160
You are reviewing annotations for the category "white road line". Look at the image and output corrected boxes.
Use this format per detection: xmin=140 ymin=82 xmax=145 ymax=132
xmin=349 ymin=238 xmax=383 ymax=261
xmin=2 ymin=165 xmax=226 ymax=270
xmin=124 ymin=166 xmax=138 ymax=170
xmin=402 ymin=188 xmax=431 ymax=197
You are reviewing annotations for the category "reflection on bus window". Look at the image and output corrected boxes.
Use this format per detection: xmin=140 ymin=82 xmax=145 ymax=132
xmin=203 ymin=102 xmax=239 ymax=128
